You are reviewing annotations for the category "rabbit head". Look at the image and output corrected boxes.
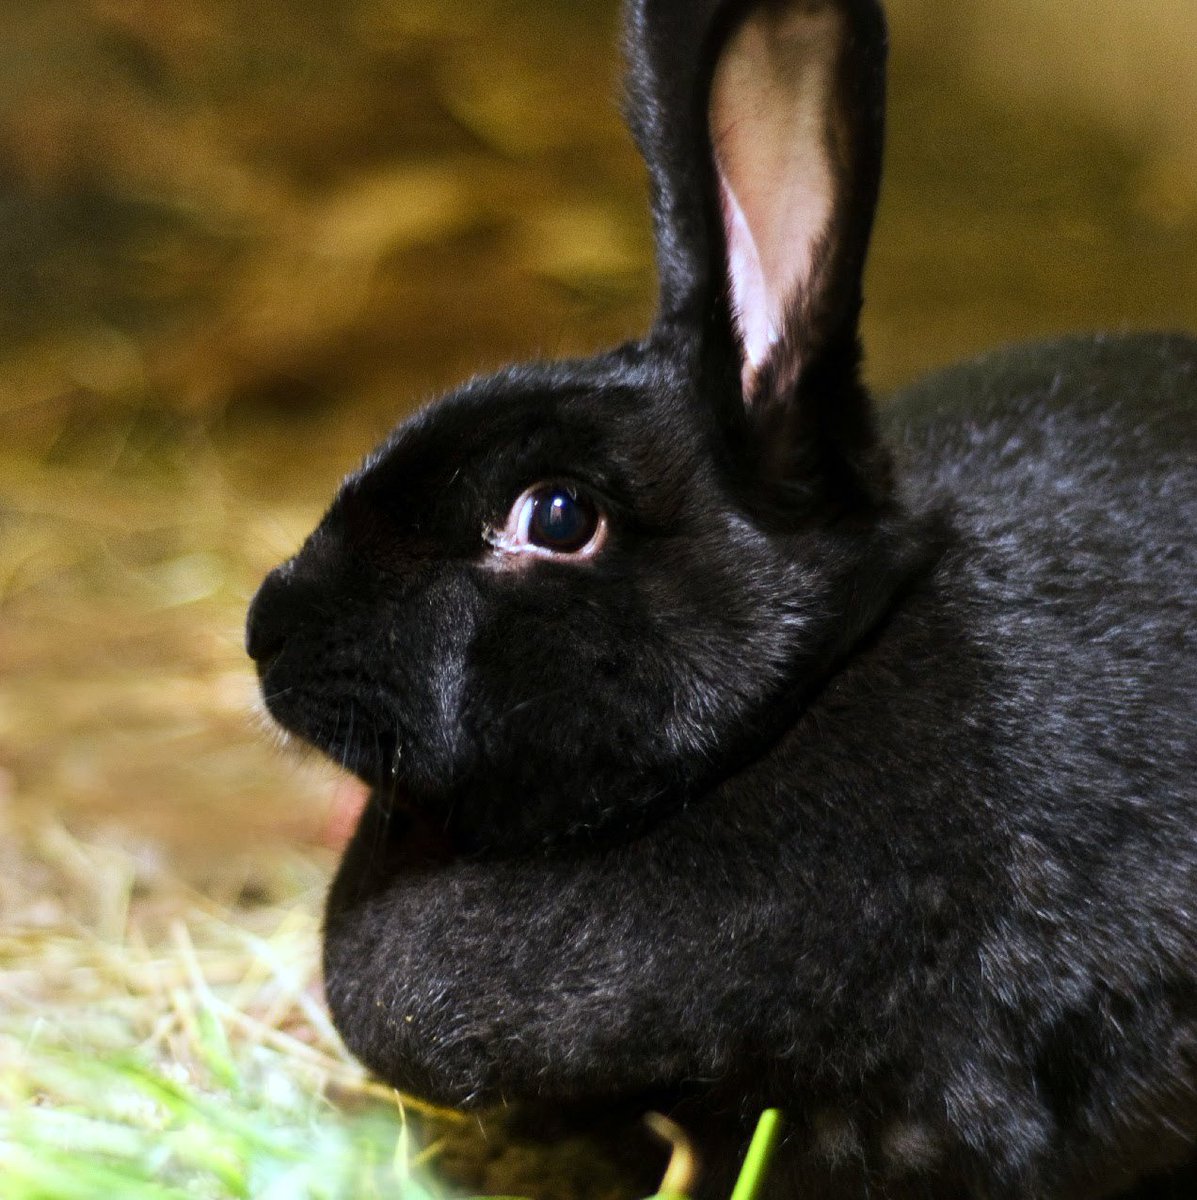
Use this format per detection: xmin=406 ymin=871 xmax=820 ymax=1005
xmin=246 ymin=0 xmax=906 ymax=856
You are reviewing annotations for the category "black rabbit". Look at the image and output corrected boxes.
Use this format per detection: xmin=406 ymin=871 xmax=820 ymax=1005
xmin=246 ymin=0 xmax=1197 ymax=1195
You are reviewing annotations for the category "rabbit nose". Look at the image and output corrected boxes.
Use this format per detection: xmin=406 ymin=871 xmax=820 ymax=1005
xmin=246 ymin=564 xmax=298 ymax=665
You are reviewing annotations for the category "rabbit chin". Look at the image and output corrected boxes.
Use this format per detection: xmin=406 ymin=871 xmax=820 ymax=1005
xmin=319 ymin=771 xmax=461 ymax=866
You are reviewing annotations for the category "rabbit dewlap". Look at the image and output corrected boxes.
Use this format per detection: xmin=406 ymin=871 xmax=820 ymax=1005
xmin=246 ymin=0 xmax=1197 ymax=1196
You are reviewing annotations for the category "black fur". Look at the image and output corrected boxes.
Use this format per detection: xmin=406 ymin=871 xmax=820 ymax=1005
xmin=246 ymin=1 xmax=1197 ymax=1195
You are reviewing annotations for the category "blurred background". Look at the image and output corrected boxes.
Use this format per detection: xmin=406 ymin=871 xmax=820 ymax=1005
xmin=0 ymin=0 xmax=1194 ymax=1192
xmin=3 ymin=0 xmax=1197 ymax=863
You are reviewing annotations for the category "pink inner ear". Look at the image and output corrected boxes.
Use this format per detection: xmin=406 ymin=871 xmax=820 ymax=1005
xmin=710 ymin=3 xmax=843 ymax=395
xmin=719 ymin=175 xmax=774 ymax=393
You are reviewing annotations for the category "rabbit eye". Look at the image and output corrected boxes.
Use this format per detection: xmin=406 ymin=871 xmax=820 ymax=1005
xmin=523 ymin=487 xmax=598 ymax=552
xmin=488 ymin=483 xmax=606 ymax=561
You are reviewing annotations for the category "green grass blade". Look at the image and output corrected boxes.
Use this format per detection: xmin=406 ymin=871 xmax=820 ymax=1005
xmin=728 ymin=1109 xmax=783 ymax=1200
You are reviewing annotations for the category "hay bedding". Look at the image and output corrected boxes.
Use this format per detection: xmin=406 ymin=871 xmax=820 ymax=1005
xmin=0 ymin=790 xmax=663 ymax=1199
xmin=1 ymin=1 xmax=1192 ymax=1196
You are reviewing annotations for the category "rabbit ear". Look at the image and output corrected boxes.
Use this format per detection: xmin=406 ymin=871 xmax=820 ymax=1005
xmin=624 ymin=0 xmax=730 ymax=327
xmin=710 ymin=0 xmax=885 ymax=398
xmin=627 ymin=0 xmax=888 ymax=493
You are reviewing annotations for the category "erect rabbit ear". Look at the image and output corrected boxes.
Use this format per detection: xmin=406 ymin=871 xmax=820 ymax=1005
xmin=624 ymin=0 xmax=730 ymax=328
xmin=710 ymin=0 xmax=886 ymax=400
xmin=627 ymin=0 xmax=889 ymax=499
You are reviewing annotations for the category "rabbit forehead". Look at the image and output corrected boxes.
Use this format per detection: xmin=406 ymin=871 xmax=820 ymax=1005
xmin=346 ymin=356 xmax=721 ymax=522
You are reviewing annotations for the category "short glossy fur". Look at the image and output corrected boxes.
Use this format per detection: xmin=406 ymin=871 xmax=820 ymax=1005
xmin=247 ymin=1 xmax=1197 ymax=1195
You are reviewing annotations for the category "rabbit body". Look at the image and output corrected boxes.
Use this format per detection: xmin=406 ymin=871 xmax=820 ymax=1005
xmin=247 ymin=0 xmax=1197 ymax=1194
xmin=317 ymin=333 xmax=1197 ymax=1199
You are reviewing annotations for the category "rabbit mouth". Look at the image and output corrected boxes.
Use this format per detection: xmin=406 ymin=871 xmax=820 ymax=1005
xmin=260 ymin=679 xmax=471 ymax=861
xmin=256 ymin=663 xmax=404 ymax=785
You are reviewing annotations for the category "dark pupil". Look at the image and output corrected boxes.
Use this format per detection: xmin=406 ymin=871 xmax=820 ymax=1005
xmin=529 ymin=488 xmax=596 ymax=551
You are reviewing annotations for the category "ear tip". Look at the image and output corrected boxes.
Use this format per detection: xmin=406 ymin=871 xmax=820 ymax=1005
xmin=625 ymin=0 xmax=890 ymax=327
xmin=623 ymin=0 xmax=732 ymax=316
